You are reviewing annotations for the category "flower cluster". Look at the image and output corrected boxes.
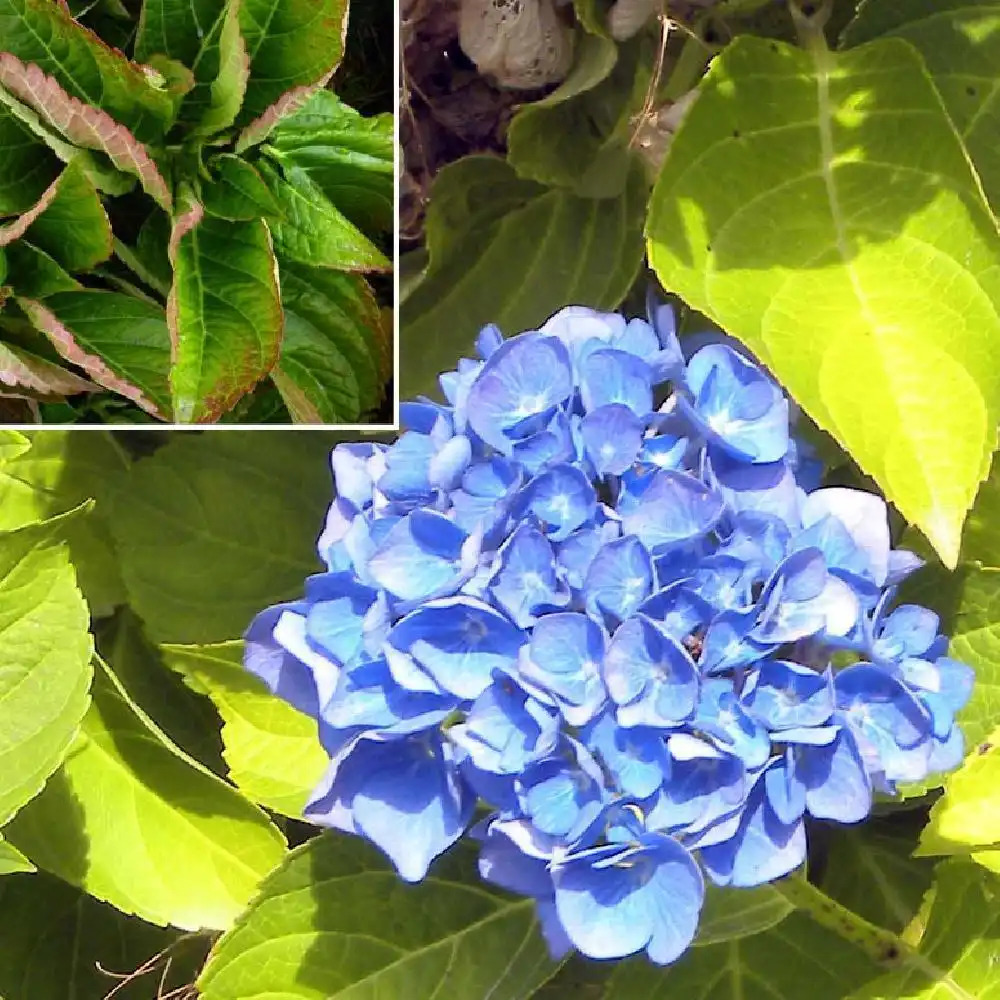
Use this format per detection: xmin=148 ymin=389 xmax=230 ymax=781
xmin=245 ymin=300 xmax=973 ymax=967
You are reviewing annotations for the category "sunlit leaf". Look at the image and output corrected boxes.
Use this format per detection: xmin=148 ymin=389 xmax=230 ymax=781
xmin=647 ymin=35 xmax=1000 ymax=567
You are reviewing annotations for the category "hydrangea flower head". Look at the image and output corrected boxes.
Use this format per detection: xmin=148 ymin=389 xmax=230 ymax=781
xmin=245 ymin=301 xmax=973 ymax=967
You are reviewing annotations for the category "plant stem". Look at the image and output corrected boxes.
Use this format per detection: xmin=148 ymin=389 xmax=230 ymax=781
xmin=773 ymin=875 xmax=909 ymax=968
xmin=789 ymin=0 xmax=833 ymax=52
xmin=661 ymin=27 xmax=713 ymax=103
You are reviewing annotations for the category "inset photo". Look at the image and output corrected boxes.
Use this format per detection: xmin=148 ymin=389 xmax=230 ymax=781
xmin=0 ymin=0 xmax=395 ymax=426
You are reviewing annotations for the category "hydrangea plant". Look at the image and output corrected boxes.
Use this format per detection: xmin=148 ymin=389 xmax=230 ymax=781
xmin=245 ymin=301 xmax=973 ymax=968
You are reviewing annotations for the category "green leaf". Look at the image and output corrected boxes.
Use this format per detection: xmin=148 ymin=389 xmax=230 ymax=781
xmin=197 ymin=834 xmax=558 ymax=1000
xmin=890 ymin=457 xmax=1000 ymax=756
xmin=602 ymin=910 xmax=879 ymax=1000
xmin=819 ymin=820 xmax=937 ymax=933
xmin=160 ymin=640 xmax=327 ymax=816
xmin=0 ymin=158 xmax=112 ymax=273
xmin=4 ymin=241 xmax=82 ymax=297
xmin=401 ymin=155 xmax=648 ymax=399
xmin=0 ymin=430 xmax=128 ymax=614
xmin=18 ymin=290 xmax=171 ymax=418
xmin=842 ymin=0 xmax=1000 ymax=215
xmin=238 ymin=0 xmax=350 ymax=123
xmin=538 ymin=905 xmax=880 ymax=1000
xmin=0 ymin=55 xmax=173 ymax=209
xmin=927 ymin=568 xmax=1000 ymax=750
xmin=167 ymin=193 xmax=283 ymax=423
xmin=646 ymin=35 xmax=1000 ymax=568
xmin=507 ymin=33 xmax=648 ymax=198
xmin=0 ymin=869 xmax=208 ymax=1000
xmin=186 ymin=0 xmax=250 ymax=136
xmin=0 ymin=430 xmax=28 ymax=463
xmin=135 ymin=0 xmax=225 ymax=66
xmin=0 ymin=508 xmax=93 ymax=826
xmin=276 ymin=264 xmax=390 ymax=422
xmin=695 ymin=884 xmax=793 ymax=946
xmin=203 ymin=153 xmax=282 ymax=220
xmin=97 ymin=609 xmax=226 ymax=776
xmin=0 ymin=106 xmax=58 ymax=215
xmin=0 ymin=837 xmax=34 ymax=876
xmin=917 ymin=735 xmax=1000 ymax=856
xmin=5 ymin=657 xmax=286 ymax=932
xmin=108 ymin=430 xmax=343 ymax=643
xmin=265 ymin=91 xmax=394 ymax=233
xmin=261 ymin=160 xmax=391 ymax=272
xmin=0 ymin=0 xmax=175 ymax=139
xmin=574 ymin=0 xmax=612 ymax=36
xmin=848 ymin=860 xmax=1000 ymax=999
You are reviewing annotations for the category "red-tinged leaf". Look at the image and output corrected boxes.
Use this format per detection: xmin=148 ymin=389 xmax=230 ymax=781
xmin=0 ymin=0 xmax=175 ymax=139
xmin=167 ymin=193 xmax=283 ymax=423
xmin=0 ymin=339 xmax=95 ymax=398
xmin=0 ymin=169 xmax=61 ymax=246
xmin=0 ymin=159 xmax=111 ymax=272
xmin=236 ymin=79 xmax=335 ymax=154
xmin=0 ymin=55 xmax=172 ymax=210
xmin=0 ymin=106 xmax=59 ymax=215
xmin=18 ymin=295 xmax=167 ymax=417
xmin=237 ymin=0 xmax=349 ymax=124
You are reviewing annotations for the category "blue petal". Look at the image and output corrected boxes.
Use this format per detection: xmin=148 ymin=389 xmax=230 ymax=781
xmin=552 ymin=833 xmax=703 ymax=964
xmin=368 ymin=510 xmax=471 ymax=601
xmin=700 ymin=778 xmax=805 ymax=888
xmin=516 ymin=739 xmax=607 ymax=840
xmin=428 ymin=434 xmax=472 ymax=490
xmin=387 ymin=597 xmax=526 ymax=699
xmin=476 ymin=323 xmax=504 ymax=359
xmin=801 ymin=488 xmax=890 ymax=586
xmin=660 ymin=732 xmax=746 ymax=831
xmin=619 ymin=470 xmax=724 ymax=552
xmin=448 ymin=676 xmax=559 ymax=774
xmin=466 ymin=334 xmax=574 ymax=452
xmin=835 ymin=663 xmax=931 ymax=751
xmin=797 ymin=728 xmax=871 ymax=823
xmin=557 ymin=519 xmax=622 ymax=591
xmin=763 ymin=753 xmax=806 ymax=826
xmin=518 ymin=612 xmax=607 ymax=725
xmin=330 ymin=443 xmax=381 ymax=510
xmin=583 ymin=713 xmax=669 ymax=798
xmin=695 ymin=682 xmax=772 ymax=770
xmin=515 ymin=464 xmax=597 ymax=541
xmin=488 ymin=522 xmax=569 ymax=627
xmin=304 ymin=572 xmax=382 ymax=666
xmin=324 ymin=656 xmax=456 ymax=734
xmin=581 ymin=404 xmax=644 ymax=475
xmin=580 ymin=349 xmax=653 ymax=415
xmin=872 ymin=604 xmax=940 ymax=662
xmin=741 ymin=660 xmax=834 ymax=730
xmin=707 ymin=451 xmax=800 ymax=524
xmin=637 ymin=582 xmax=714 ymax=641
xmin=681 ymin=344 xmax=788 ymax=463
xmin=475 ymin=815 xmax=554 ymax=898
xmin=604 ymin=616 xmax=699 ymax=727
xmin=305 ymin=732 xmax=474 ymax=882
xmin=584 ymin=534 xmax=653 ymax=624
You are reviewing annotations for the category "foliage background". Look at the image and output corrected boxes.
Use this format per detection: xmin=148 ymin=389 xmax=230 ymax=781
xmin=0 ymin=0 xmax=394 ymax=425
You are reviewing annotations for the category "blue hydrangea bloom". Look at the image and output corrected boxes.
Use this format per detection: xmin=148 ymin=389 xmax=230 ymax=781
xmin=245 ymin=302 xmax=973 ymax=969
